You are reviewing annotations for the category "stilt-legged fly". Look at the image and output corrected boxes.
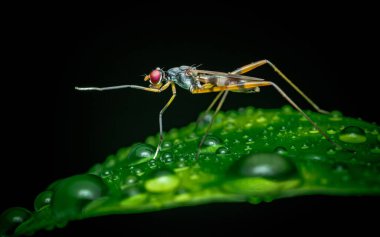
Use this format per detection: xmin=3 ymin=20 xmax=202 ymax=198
xmin=76 ymin=59 xmax=344 ymax=159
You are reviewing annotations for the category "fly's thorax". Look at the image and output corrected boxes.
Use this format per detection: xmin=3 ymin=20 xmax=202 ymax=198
xmin=166 ymin=66 xmax=200 ymax=90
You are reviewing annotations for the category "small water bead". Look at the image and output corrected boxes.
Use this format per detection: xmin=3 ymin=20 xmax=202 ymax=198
xmin=203 ymin=136 xmax=221 ymax=147
xmin=370 ymin=145 xmax=380 ymax=154
xmin=51 ymin=174 xmax=108 ymax=220
xmin=0 ymin=207 xmax=32 ymax=236
xmin=148 ymin=159 xmax=158 ymax=169
xmin=185 ymin=133 xmax=198 ymax=142
xmin=301 ymin=144 xmax=309 ymax=149
xmin=124 ymin=176 xmax=138 ymax=185
xmin=299 ymin=116 xmax=307 ymax=122
xmin=134 ymin=168 xmax=145 ymax=176
xmin=329 ymin=110 xmax=343 ymax=121
xmin=127 ymin=143 xmax=155 ymax=165
xmin=160 ymin=152 xmax=174 ymax=164
xmin=339 ymin=126 xmax=367 ymax=143
xmin=274 ymin=146 xmax=287 ymax=155
xmin=327 ymin=128 xmax=337 ymax=134
xmin=100 ymin=170 xmax=112 ymax=178
xmin=282 ymin=105 xmax=293 ymax=114
xmin=326 ymin=148 xmax=336 ymax=155
xmin=144 ymin=170 xmax=180 ymax=193
xmin=216 ymin=147 xmax=230 ymax=155
xmin=256 ymin=116 xmax=267 ymax=123
xmin=267 ymin=126 xmax=274 ymax=131
xmin=244 ymin=146 xmax=252 ymax=151
xmin=162 ymin=141 xmax=173 ymax=149
xmin=245 ymin=122 xmax=253 ymax=128
xmin=34 ymin=191 xmax=53 ymax=211
xmin=332 ymin=163 xmax=348 ymax=173
xmin=309 ymin=128 xmax=319 ymax=134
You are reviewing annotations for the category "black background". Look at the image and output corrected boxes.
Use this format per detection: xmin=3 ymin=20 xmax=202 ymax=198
xmin=2 ymin=2 xmax=379 ymax=236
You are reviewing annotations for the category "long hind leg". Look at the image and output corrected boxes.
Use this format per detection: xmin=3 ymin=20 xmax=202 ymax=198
xmin=192 ymin=80 xmax=345 ymax=151
xmin=232 ymin=60 xmax=329 ymax=114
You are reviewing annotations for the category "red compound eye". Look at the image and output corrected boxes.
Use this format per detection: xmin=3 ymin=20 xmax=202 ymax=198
xmin=149 ymin=70 xmax=162 ymax=84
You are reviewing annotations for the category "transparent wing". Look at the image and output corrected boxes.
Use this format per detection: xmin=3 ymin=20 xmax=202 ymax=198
xmin=193 ymin=69 xmax=264 ymax=81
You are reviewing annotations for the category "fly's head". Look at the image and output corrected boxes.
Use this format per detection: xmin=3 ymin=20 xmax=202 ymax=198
xmin=144 ymin=67 xmax=166 ymax=89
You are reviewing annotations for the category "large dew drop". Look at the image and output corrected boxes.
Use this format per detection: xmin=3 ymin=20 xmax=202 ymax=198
xmin=144 ymin=170 xmax=180 ymax=193
xmin=126 ymin=143 xmax=155 ymax=165
xmin=34 ymin=191 xmax=53 ymax=211
xmin=224 ymin=153 xmax=300 ymax=195
xmin=0 ymin=207 xmax=32 ymax=236
xmin=339 ymin=126 xmax=367 ymax=144
xmin=51 ymin=174 xmax=108 ymax=220
xmin=228 ymin=153 xmax=297 ymax=180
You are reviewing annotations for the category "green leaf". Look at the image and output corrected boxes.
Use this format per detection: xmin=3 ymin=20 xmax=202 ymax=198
xmin=2 ymin=106 xmax=379 ymax=236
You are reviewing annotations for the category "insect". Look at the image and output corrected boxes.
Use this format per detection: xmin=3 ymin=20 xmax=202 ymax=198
xmin=76 ymin=59 xmax=344 ymax=159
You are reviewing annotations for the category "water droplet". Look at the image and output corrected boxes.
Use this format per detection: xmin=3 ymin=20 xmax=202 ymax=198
xmin=299 ymin=116 xmax=307 ymax=122
xmin=160 ymin=152 xmax=174 ymax=164
xmin=134 ymin=168 xmax=145 ymax=176
xmin=216 ymin=147 xmax=230 ymax=155
xmin=245 ymin=122 xmax=253 ymax=128
xmin=162 ymin=141 xmax=172 ymax=149
xmin=228 ymin=153 xmax=297 ymax=180
xmin=127 ymin=143 xmax=155 ymax=165
xmin=301 ymin=144 xmax=309 ymax=149
xmin=327 ymin=128 xmax=337 ymax=134
xmin=274 ymin=146 xmax=287 ymax=155
xmin=148 ymin=159 xmax=158 ymax=169
xmin=185 ymin=133 xmax=198 ymax=142
xmin=203 ymin=136 xmax=221 ymax=146
xmin=124 ymin=176 xmax=138 ymax=186
xmin=339 ymin=126 xmax=367 ymax=143
xmin=282 ymin=105 xmax=293 ymax=114
xmin=100 ymin=170 xmax=112 ymax=178
xmin=51 ymin=174 xmax=108 ymax=220
xmin=244 ymin=146 xmax=252 ymax=151
xmin=370 ymin=145 xmax=380 ymax=154
xmin=34 ymin=191 xmax=53 ymax=211
xmin=332 ymin=163 xmax=348 ymax=172
xmin=0 ymin=207 xmax=32 ymax=236
xmin=122 ymin=185 xmax=144 ymax=198
xmin=267 ymin=126 xmax=274 ymax=131
xmin=326 ymin=148 xmax=336 ymax=155
xmin=309 ymin=128 xmax=319 ymax=134
xmin=120 ymin=186 xmax=147 ymax=207
xmin=329 ymin=111 xmax=342 ymax=121
xmin=256 ymin=116 xmax=267 ymax=123
xmin=144 ymin=170 xmax=180 ymax=193
xmin=246 ymin=137 xmax=255 ymax=145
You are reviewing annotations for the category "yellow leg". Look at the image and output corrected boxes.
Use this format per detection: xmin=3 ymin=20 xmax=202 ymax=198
xmin=191 ymin=81 xmax=272 ymax=93
xmin=232 ymin=60 xmax=329 ymax=114
xmin=194 ymin=62 xmax=258 ymax=131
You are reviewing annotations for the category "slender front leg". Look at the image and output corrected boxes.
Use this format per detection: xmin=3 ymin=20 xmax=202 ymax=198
xmin=153 ymin=82 xmax=177 ymax=159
